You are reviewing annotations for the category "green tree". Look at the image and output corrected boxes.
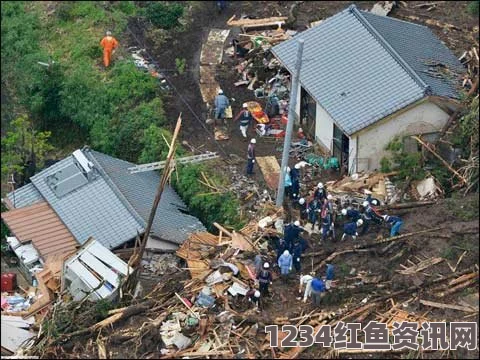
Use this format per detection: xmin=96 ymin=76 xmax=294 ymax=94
xmin=1 ymin=115 xmax=54 ymax=185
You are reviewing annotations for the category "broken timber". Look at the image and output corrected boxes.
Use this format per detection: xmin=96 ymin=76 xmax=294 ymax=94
xmin=128 ymin=152 xmax=219 ymax=173
xmin=227 ymin=15 xmax=288 ymax=30
xmin=420 ymin=299 xmax=477 ymax=313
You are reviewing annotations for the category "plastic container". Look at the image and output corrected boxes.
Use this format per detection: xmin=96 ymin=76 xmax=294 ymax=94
xmin=1 ymin=272 xmax=17 ymax=292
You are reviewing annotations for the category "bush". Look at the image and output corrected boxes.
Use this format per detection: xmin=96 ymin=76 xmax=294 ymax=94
xmin=175 ymin=57 xmax=186 ymax=74
xmin=380 ymin=157 xmax=392 ymax=173
xmin=145 ymin=2 xmax=185 ymax=29
xmin=384 ymin=137 xmax=425 ymax=180
xmin=173 ymin=164 xmax=244 ymax=232
xmin=467 ymin=1 xmax=479 ymax=15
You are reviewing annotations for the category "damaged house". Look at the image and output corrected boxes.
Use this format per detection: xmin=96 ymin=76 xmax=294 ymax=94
xmin=271 ymin=5 xmax=464 ymax=173
xmin=1 ymin=147 xmax=205 ymax=267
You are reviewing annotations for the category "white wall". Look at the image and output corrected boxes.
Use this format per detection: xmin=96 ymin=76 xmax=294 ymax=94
xmin=315 ymin=103 xmax=334 ymax=152
xmin=356 ymin=101 xmax=450 ymax=172
xmin=348 ymin=136 xmax=357 ymax=174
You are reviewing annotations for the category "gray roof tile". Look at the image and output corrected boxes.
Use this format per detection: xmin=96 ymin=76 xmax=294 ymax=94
xmin=86 ymin=149 xmax=206 ymax=244
xmin=271 ymin=5 xmax=463 ymax=135
xmin=7 ymin=183 xmax=43 ymax=209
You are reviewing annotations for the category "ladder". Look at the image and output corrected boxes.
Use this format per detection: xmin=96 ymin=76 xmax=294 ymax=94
xmin=128 ymin=152 xmax=220 ymax=174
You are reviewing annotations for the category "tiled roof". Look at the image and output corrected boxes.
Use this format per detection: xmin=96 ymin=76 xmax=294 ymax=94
xmin=87 ymin=149 xmax=206 ymax=245
xmin=6 ymin=148 xmax=205 ymax=250
xmin=271 ymin=5 xmax=463 ymax=135
xmin=1 ymin=201 xmax=78 ymax=260
xmin=6 ymin=183 xmax=43 ymax=209
xmin=28 ymin=153 xmax=144 ymax=249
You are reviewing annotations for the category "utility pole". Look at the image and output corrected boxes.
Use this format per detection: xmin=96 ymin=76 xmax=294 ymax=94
xmin=276 ymin=39 xmax=304 ymax=207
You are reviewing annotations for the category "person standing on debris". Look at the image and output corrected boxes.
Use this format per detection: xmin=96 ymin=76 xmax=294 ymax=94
xmin=290 ymin=163 xmax=301 ymax=200
xmin=284 ymin=167 xmax=293 ymax=199
xmin=100 ymin=31 xmax=119 ymax=68
xmin=314 ymin=182 xmax=328 ymax=202
xmin=278 ymin=250 xmax=293 ymax=283
xmin=216 ymin=0 xmax=227 ymax=13
xmin=257 ymin=262 xmax=273 ymax=297
xmin=214 ymin=89 xmax=229 ymax=125
xmin=342 ymin=219 xmax=363 ymax=241
xmin=321 ymin=211 xmax=333 ymax=243
xmin=233 ymin=103 xmax=254 ymax=138
xmin=361 ymin=201 xmax=382 ymax=235
xmin=306 ymin=198 xmax=321 ymax=232
xmin=298 ymin=198 xmax=308 ymax=220
xmin=310 ymin=277 xmax=326 ymax=306
xmin=298 ymin=273 xmax=314 ymax=303
xmin=325 ymin=264 xmax=334 ymax=291
xmin=341 ymin=208 xmax=361 ymax=222
xmin=247 ymin=289 xmax=262 ymax=312
xmin=364 ymin=189 xmax=381 ymax=206
xmin=284 ymin=220 xmax=304 ymax=250
xmin=246 ymin=138 xmax=256 ymax=175
xmin=383 ymin=215 xmax=403 ymax=237
xmin=254 ymin=253 xmax=263 ymax=276
xmin=291 ymin=239 xmax=305 ymax=273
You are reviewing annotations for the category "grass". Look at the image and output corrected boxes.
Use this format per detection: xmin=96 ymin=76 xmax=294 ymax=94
xmin=445 ymin=193 xmax=479 ymax=221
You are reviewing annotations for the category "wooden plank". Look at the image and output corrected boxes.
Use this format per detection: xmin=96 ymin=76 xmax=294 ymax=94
xmin=256 ymin=156 xmax=281 ymax=190
xmin=227 ymin=15 xmax=288 ymax=28
xmin=88 ymin=241 xmax=131 ymax=276
xmin=420 ymin=299 xmax=477 ymax=313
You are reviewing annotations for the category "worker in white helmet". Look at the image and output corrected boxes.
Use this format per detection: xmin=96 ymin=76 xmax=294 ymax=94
xmin=256 ymin=262 xmax=272 ymax=297
xmin=314 ymin=182 xmax=328 ymax=202
xmin=290 ymin=163 xmax=301 ymax=200
xmin=233 ymin=103 xmax=253 ymax=138
xmin=341 ymin=219 xmax=363 ymax=241
xmin=247 ymin=288 xmax=262 ymax=312
xmin=284 ymin=166 xmax=293 ymax=199
xmin=297 ymin=197 xmax=308 ymax=220
xmin=214 ymin=89 xmax=229 ymax=125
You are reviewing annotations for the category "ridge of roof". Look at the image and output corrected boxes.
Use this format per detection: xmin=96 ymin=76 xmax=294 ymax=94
xmin=82 ymin=146 xmax=147 ymax=230
xmin=349 ymin=5 xmax=431 ymax=95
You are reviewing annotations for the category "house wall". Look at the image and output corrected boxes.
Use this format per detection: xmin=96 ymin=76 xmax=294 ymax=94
xmin=315 ymin=103 xmax=335 ymax=152
xmin=348 ymin=136 xmax=357 ymax=174
xmin=355 ymin=101 xmax=450 ymax=172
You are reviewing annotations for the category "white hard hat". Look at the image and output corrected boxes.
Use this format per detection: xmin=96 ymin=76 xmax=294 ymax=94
xmin=383 ymin=215 xmax=389 ymax=221
xmin=263 ymin=262 xmax=270 ymax=269
xmin=299 ymin=198 xmax=305 ymax=205
xmin=341 ymin=209 xmax=347 ymax=216
xmin=250 ymin=138 xmax=256 ymax=144
xmin=327 ymin=194 xmax=333 ymax=200
xmin=294 ymin=163 xmax=301 ymax=169
xmin=362 ymin=201 xmax=369 ymax=207
xmin=294 ymin=220 xmax=300 ymax=226
xmin=372 ymin=200 xmax=379 ymax=206
xmin=357 ymin=219 xmax=363 ymax=226
xmin=317 ymin=182 xmax=324 ymax=189
xmin=283 ymin=250 xmax=290 ymax=256
xmin=254 ymin=290 xmax=261 ymax=298
xmin=106 ymin=31 xmax=112 ymax=36
xmin=218 ymin=89 xmax=223 ymax=94
xmin=242 ymin=103 xmax=248 ymax=108
xmin=298 ymin=127 xmax=303 ymax=132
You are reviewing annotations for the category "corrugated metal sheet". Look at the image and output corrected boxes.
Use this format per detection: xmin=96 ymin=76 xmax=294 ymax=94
xmin=6 ymin=183 xmax=43 ymax=209
xmin=361 ymin=11 xmax=464 ymax=100
xmin=1 ymin=202 xmax=78 ymax=260
xmin=29 ymin=154 xmax=144 ymax=249
xmin=271 ymin=5 xmax=460 ymax=135
xmin=88 ymin=149 xmax=206 ymax=245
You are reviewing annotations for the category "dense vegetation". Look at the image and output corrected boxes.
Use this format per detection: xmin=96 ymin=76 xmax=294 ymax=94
xmin=1 ymin=1 xmax=242 ymax=228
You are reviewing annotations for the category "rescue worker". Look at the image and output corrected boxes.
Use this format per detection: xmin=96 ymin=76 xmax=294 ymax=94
xmin=306 ymin=198 xmax=321 ymax=231
xmin=321 ymin=211 xmax=333 ymax=242
xmin=246 ymin=138 xmax=256 ymax=175
xmin=341 ymin=208 xmax=361 ymax=222
xmin=254 ymin=253 xmax=263 ymax=276
xmin=284 ymin=220 xmax=304 ymax=250
xmin=325 ymin=264 xmax=334 ymax=290
xmin=383 ymin=215 xmax=403 ymax=237
xmin=298 ymin=273 xmax=314 ymax=303
xmin=278 ymin=250 xmax=293 ymax=283
xmin=361 ymin=201 xmax=382 ymax=235
xmin=214 ymin=89 xmax=229 ymax=125
xmin=342 ymin=219 xmax=363 ymax=241
xmin=314 ymin=182 xmax=327 ymax=202
xmin=365 ymin=190 xmax=381 ymax=206
xmin=256 ymin=262 xmax=272 ymax=297
xmin=298 ymin=198 xmax=308 ymax=220
xmin=310 ymin=277 xmax=326 ymax=306
xmin=233 ymin=103 xmax=254 ymax=138
xmin=100 ymin=31 xmax=119 ymax=68
xmin=290 ymin=163 xmax=301 ymax=200
xmin=291 ymin=237 xmax=308 ymax=273
xmin=247 ymin=289 xmax=261 ymax=312
xmin=276 ymin=238 xmax=287 ymax=261
xmin=284 ymin=167 xmax=293 ymax=199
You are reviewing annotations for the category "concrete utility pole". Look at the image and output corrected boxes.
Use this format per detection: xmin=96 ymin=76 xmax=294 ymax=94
xmin=276 ymin=39 xmax=304 ymax=207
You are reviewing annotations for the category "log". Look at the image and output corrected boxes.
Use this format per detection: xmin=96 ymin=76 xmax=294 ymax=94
xmin=436 ymin=278 xmax=477 ymax=298
xmin=412 ymin=136 xmax=467 ymax=184
xmin=213 ymin=222 xmax=233 ymax=237
xmin=420 ymin=299 xmax=477 ymax=313
xmin=449 ymin=271 xmax=478 ymax=286
xmin=377 ymin=200 xmax=436 ymax=210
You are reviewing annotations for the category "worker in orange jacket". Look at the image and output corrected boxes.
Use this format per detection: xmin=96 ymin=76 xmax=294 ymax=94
xmin=100 ymin=31 xmax=119 ymax=67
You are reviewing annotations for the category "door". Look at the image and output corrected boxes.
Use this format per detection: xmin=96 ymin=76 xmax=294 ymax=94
xmin=333 ymin=124 xmax=350 ymax=174
xmin=300 ymin=87 xmax=316 ymax=139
